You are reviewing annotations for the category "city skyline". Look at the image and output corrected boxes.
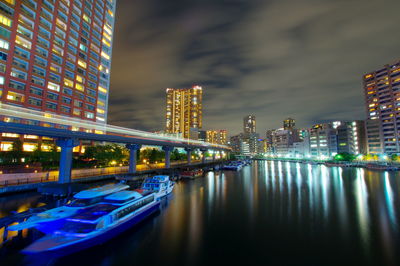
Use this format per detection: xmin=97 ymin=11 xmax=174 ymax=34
xmin=108 ymin=0 xmax=400 ymax=134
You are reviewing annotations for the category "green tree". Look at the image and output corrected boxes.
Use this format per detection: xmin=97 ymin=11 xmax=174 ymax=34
xmin=334 ymin=153 xmax=355 ymax=162
xmin=10 ymin=139 xmax=24 ymax=163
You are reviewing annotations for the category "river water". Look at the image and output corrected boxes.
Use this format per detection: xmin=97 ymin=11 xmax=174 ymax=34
xmin=1 ymin=160 xmax=400 ymax=266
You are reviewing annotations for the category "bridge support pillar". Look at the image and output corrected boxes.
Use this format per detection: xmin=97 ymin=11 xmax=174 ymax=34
xmin=162 ymin=146 xmax=174 ymax=169
xmin=185 ymin=148 xmax=193 ymax=165
xmin=126 ymin=144 xmax=141 ymax=174
xmin=200 ymin=149 xmax=207 ymax=164
xmin=212 ymin=150 xmax=217 ymax=162
xmin=56 ymin=138 xmax=79 ymax=184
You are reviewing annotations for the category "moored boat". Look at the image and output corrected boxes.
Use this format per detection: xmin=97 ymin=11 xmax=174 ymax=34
xmin=223 ymin=161 xmax=244 ymax=171
xmin=23 ymin=190 xmax=160 ymax=255
xmin=180 ymin=169 xmax=203 ymax=179
xmin=141 ymin=175 xmax=175 ymax=199
xmin=9 ymin=183 xmax=129 ymax=232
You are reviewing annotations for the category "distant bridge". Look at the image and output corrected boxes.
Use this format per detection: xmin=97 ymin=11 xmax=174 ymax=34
xmin=0 ymin=103 xmax=230 ymax=183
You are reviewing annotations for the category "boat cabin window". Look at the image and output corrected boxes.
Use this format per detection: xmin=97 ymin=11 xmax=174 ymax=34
xmin=60 ymin=221 xmax=98 ymax=234
xmin=115 ymin=196 xmax=154 ymax=220
xmin=67 ymin=197 xmax=102 ymax=207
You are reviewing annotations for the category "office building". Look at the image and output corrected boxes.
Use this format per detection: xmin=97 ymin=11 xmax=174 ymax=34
xmin=336 ymin=121 xmax=366 ymax=154
xmin=271 ymin=129 xmax=296 ymax=155
xmin=0 ymin=0 xmax=117 ymax=152
xmin=165 ymin=86 xmax=202 ymax=139
xmin=309 ymin=123 xmax=338 ymax=158
xmin=364 ymin=60 xmax=400 ymax=154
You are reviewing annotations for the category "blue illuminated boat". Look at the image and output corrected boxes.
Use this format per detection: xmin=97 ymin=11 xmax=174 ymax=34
xmin=141 ymin=175 xmax=174 ymax=199
xmin=23 ymin=190 xmax=160 ymax=255
xmin=223 ymin=161 xmax=244 ymax=171
xmin=9 ymin=183 xmax=129 ymax=233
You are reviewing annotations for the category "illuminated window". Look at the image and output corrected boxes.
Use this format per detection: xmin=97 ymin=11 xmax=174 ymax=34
xmin=102 ymin=38 xmax=111 ymax=47
xmin=2 ymin=133 xmax=19 ymax=138
xmin=101 ymin=51 xmax=110 ymax=60
xmin=7 ymin=91 xmax=25 ymax=102
xmin=0 ymin=39 xmax=8 ymax=50
xmin=0 ymin=14 xmax=12 ymax=27
xmin=75 ymin=83 xmax=84 ymax=91
xmin=98 ymin=86 xmax=107 ymax=93
xmin=73 ymin=109 xmax=81 ymax=116
xmin=23 ymin=143 xmax=37 ymax=152
xmin=77 ymin=59 xmax=87 ymax=68
xmin=24 ymin=135 xmax=38 ymax=139
xmin=15 ymin=36 xmax=32 ymax=49
xmin=64 ymin=78 xmax=73 ymax=87
xmin=0 ymin=142 xmax=13 ymax=151
xmin=47 ymin=81 xmax=60 ymax=92
xmin=76 ymin=75 xmax=84 ymax=83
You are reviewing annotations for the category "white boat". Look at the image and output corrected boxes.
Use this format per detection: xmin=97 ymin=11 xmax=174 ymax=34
xmin=8 ymin=183 xmax=129 ymax=232
xmin=23 ymin=190 xmax=160 ymax=255
xmin=141 ymin=175 xmax=174 ymax=199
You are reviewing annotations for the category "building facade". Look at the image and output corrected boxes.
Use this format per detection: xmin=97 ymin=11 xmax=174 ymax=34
xmin=165 ymin=86 xmax=202 ymax=139
xmin=201 ymin=129 xmax=227 ymax=145
xmin=0 ymin=0 xmax=116 ymax=152
xmin=336 ymin=121 xmax=366 ymax=154
xmin=243 ymin=115 xmax=256 ymax=134
xmin=309 ymin=124 xmax=338 ymax=159
xmin=364 ymin=60 xmax=400 ymax=154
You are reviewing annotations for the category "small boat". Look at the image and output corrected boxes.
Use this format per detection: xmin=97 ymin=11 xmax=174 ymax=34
xmin=223 ymin=162 xmax=244 ymax=171
xmin=141 ymin=175 xmax=174 ymax=199
xmin=23 ymin=190 xmax=160 ymax=255
xmin=180 ymin=169 xmax=203 ymax=179
xmin=9 ymin=183 xmax=129 ymax=232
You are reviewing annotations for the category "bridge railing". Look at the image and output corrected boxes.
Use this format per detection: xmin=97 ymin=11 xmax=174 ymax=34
xmin=0 ymin=160 xmax=210 ymax=187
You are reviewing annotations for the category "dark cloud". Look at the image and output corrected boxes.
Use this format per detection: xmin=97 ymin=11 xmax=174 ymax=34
xmin=108 ymin=0 xmax=400 ymax=136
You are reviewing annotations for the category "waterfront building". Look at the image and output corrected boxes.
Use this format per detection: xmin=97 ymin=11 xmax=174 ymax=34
xmin=229 ymin=132 xmax=258 ymax=155
xmin=336 ymin=121 xmax=366 ymax=154
xmin=271 ymin=129 xmax=296 ymax=156
xmin=309 ymin=124 xmax=338 ymax=159
xmin=364 ymin=60 xmax=400 ymax=154
xmin=288 ymin=140 xmax=310 ymax=158
xmin=243 ymin=115 xmax=256 ymax=134
xmin=205 ymin=130 xmax=227 ymax=145
xmin=198 ymin=129 xmax=227 ymax=145
xmin=165 ymin=86 xmax=202 ymax=139
xmin=0 ymin=0 xmax=117 ymax=152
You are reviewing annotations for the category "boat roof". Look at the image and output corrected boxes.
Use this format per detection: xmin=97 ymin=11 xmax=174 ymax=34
xmin=104 ymin=190 xmax=142 ymax=201
xmin=67 ymin=204 xmax=119 ymax=222
xmin=151 ymin=175 xmax=169 ymax=181
xmin=74 ymin=183 xmax=130 ymax=199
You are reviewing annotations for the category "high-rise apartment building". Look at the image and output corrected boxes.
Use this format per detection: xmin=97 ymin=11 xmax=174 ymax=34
xmin=165 ymin=86 xmax=202 ymax=139
xmin=364 ymin=60 xmax=400 ymax=154
xmin=0 ymin=0 xmax=116 ymax=152
xmin=243 ymin=115 xmax=256 ymax=134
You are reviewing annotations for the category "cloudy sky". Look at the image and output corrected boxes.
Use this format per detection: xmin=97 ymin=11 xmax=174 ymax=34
xmin=108 ymin=0 xmax=400 ymax=136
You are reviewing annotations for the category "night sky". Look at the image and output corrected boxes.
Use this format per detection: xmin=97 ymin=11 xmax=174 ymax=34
xmin=108 ymin=0 xmax=400 ymax=136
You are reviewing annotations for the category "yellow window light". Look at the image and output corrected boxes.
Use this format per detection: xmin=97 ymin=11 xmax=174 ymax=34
xmin=98 ymin=86 xmax=107 ymax=94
